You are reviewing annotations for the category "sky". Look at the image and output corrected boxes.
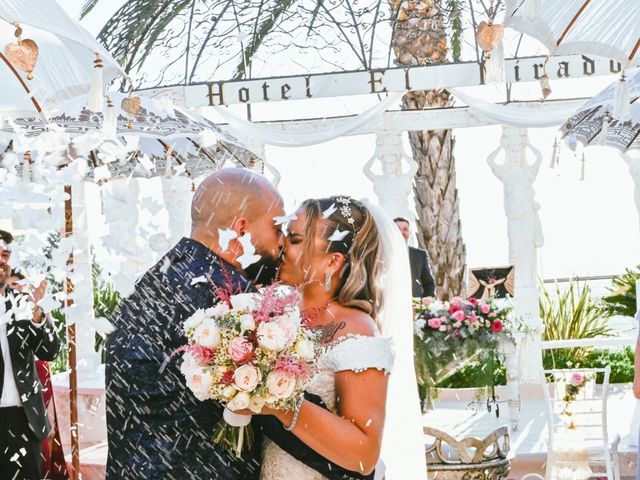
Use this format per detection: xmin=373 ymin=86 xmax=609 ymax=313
xmin=60 ymin=0 xmax=640 ymax=284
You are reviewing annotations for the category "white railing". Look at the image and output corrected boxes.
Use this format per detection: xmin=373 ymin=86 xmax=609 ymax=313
xmin=542 ymin=337 xmax=636 ymax=350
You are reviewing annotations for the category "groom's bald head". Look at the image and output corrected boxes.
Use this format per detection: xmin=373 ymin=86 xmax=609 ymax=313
xmin=190 ymin=168 xmax=285 ymax=271
xmin=191 ymin=168 xmax=282 ymax=231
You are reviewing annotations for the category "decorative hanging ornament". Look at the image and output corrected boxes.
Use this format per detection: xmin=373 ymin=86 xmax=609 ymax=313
xmin=87 ymin=54 xmax=104 ymax=112
xmin=4 ymin=24 xmax=39 ymax=80
xmin=477 ymin=1 xmax=505 ymax=84
xmin=539 ymin=73 xmax=552 ymax=100
xmin=102 ymin=97 xmax=117 ymax=139
xmin=580 ymin=152 xmax=586 ymax=181
xmin=613 ymin=75 xmax=631 ymax=122
xmin=476 ymin=21 xmax=504 ymax=54
xmin=600 ymin=111 xmax=612 ymax=146
xmin=121 ymin=94 xmax=141 ymax=129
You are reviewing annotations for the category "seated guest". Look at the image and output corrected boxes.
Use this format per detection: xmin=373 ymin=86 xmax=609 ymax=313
xmin=0 ymin=232 xmax=61 ymax=480
xmin=393 ymin=217 xmax=436 ymax=298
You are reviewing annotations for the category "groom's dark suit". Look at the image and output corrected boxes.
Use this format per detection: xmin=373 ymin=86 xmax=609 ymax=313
xmin=106 ymin=238 xmax=373 ymax=480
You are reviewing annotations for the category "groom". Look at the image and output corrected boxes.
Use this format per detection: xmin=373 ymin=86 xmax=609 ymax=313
xmin=106 ymin=168 xmax=371 ymax=479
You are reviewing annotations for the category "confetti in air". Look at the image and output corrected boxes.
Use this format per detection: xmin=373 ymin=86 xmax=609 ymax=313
xmin=218 ymin=228 xmax=238 ymax=251
xmin=322 ymin=203 xmax=337 ymax=218
xmin=236 ymin=233 xmax=261 ymax=269
xmin=327 ymin=229 xmax=349 ymax=242
xmin=273 ymin=212 xmax=297 ymax=225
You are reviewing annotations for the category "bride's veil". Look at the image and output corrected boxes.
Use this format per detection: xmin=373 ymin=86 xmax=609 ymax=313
xmin=363 ymin=200 xmax=427 ymax=479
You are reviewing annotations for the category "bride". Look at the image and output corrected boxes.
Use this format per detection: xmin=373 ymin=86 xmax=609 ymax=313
xmin=241 ymin=196 xmax=426 ymax=479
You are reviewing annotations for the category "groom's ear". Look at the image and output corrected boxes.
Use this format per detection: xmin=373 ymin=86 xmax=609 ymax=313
xmin=232 ymin=218 xmax=247 ymax=236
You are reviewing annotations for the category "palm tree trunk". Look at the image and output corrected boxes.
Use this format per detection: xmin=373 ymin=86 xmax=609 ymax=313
xmin=392 ymin=0 xmax=466 ymax=300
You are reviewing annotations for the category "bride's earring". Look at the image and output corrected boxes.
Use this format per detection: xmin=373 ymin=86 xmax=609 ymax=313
xmin=324 ymin=272 xmax=332 ymax=292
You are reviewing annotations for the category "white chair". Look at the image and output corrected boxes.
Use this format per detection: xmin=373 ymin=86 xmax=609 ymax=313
xmin=542 ymin=367 xmax=621 ymax=480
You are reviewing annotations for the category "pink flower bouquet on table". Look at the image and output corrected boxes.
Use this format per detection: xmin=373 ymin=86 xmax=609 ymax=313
xmin=412 ymin=296 xmax=513 ymax=403
xmin=178 ymin=284 xmax=319 ymax=456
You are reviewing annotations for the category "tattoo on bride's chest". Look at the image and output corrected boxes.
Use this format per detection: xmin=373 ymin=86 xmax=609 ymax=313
xmin=314 ymin=321 xmax=346 ymax=344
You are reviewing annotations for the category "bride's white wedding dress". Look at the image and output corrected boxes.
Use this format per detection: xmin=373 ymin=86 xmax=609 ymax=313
xmin=260 ymin=334 xmax=394 ymax=480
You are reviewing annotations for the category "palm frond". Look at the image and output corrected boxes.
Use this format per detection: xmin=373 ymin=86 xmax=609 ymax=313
xmin=599 ymin=266 xmax=639 ymax=318
xmin=232 ymin=0 xmax=298 ymax=80
xmin=95 ymin=0 xmax=192 ymax=73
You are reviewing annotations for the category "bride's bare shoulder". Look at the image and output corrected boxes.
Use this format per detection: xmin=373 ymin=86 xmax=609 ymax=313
xmin=330 ymin=304 xmax=377 ymax=341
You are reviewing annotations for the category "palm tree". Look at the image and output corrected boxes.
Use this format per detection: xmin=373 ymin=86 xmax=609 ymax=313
xmin=391 ymin=0 xmax=466 ymax=300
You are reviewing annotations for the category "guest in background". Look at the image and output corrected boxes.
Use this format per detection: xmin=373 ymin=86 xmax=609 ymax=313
xmin=0 ymin=231 xmax=62 ymax=480
xmin=393 ymin=217 xmax=435 ymax=298
xmin=10 ymin=268 xmax=69 ymax=479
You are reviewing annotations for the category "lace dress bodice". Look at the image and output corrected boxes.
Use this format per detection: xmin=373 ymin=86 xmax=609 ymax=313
xmin=260 ymin=335 xmax=394 ymax=480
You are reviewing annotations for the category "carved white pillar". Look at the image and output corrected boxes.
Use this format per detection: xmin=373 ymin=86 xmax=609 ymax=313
xmin=487 ymin=126 xmax=544 ymax=384
xmin=623 ymin=152 xmax=640 ymax=230
xmin=364 ymin=131 xmax=416 ymax=220
xmin=501 ymin=332 xmax=524 ymax=432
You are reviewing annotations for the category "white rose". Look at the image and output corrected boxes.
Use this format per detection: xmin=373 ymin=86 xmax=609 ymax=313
xmin=194 ymin=318 xmax=221 ymax=349
xmin=230 ymin=293 xmax=258 ymax=311
xmin=249 ymin=395 xmax=266 ymax=414
xmin=185 ymin=368 xmax=214 ymax=401
xmin=257 ymin=322 xmax=287 ymax=351
xmin=205 ymin=303 xmax=230 ymax=317
xmin=275 ymin=316 xmax=299 ymax=347
xmin=222 ymin=386 xmax=237 ymax=400
xmin=239 ymin=314 xmax=256 ymax=333
xmin=294 ymin=339 xmax=316 ymax=361
xmin=266 ymin=371 xmax=297 ymax=400
xmin=233 ymin=364 xmax=262 ymax=392
xmin=183 ymin=308 xmax=207 ymax=333
xmin=180 ymin=352 xmax=200 ymax=377
xmin=227 ymin=391 xmax=251 ymax=411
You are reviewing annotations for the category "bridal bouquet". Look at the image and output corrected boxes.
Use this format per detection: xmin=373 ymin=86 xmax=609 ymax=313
xmin=178 ymin=284 xmax=318 ymax=457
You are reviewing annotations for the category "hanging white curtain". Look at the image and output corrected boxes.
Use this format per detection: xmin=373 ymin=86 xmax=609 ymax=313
xmin=214 ymin=92 xmax=403 ymax=147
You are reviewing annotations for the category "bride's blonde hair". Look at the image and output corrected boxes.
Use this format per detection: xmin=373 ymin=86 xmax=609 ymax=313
xmin=300 ymin=197 xmax=383 ymax=321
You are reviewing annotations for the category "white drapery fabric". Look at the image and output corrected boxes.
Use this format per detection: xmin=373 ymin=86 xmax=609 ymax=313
xmin=364 ymin=200 xmax=427 ymax=480
xmin=214 ymin=92 xmax=403 ymax=147
xmin=0 ymin=0 xmax=125 ymax=115
xmin=452 ymin=89 xmax=581 ymax=127
xmin=504 ymin=0 xmax=640 ymax=69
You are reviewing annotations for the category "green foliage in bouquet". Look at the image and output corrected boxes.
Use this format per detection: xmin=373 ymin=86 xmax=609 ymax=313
xmin=599 ymin=266 xmax=640 ymax=318
xmin=540 ymin=280 xmax=611 ymax=368
xmin=413 ymin=297 xmax=513 ymax=406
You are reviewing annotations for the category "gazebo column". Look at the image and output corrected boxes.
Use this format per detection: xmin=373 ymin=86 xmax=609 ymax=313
xmin=67 ymin=180 xmax=100 ymax=380
xmin=487 ymin=126 xmax=545 ymax=388
xmin=363 ymin=130 xmax=417 ymax=220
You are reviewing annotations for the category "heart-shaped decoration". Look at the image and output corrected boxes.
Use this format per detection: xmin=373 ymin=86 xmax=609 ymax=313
xmin=4 ymin=39 xmax=39 ymax=79
xmin=121 ymin=95 xmax=141 ymax=116
xmin=476 ymin=21 xmax=504 ymax=53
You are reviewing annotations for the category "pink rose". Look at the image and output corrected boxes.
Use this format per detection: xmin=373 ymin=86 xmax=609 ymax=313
xmin=480 ymin=304 xmax=491 ymax=315
xmin=233 ymin=364 xmax=262 ymax=392
xmin=569 ymin=372 xmax=585 ymax=387
xmin=228 ymin=337 xmax=254 ymax=364
xmin=451 ymin=310 xmax=466 ymax=322
xmin=427 ymin=318 xmax=442 ymax=329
